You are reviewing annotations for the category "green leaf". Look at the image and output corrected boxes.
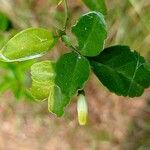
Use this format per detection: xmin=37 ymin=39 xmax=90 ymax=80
xmin=31 ymin=61 xmax=56 ymax=101
xmin=0 ymin=28 xmax=56 ymax=62
xmin=72 ymin=11 xmax=107 ymax=57
xmin=0 ymin=60 xmax=35 ymax=99
xmin=82 ymin=0 xmax=107 ymax=15
xmin=0 ymin=34 xmax=7 ymax=49
xmin=89 ymin=45 xmax=150 ymax=97
xmin=0 ymin=12 xmax=11 ymax=31
xmin=31 ymin=81 xmax=53 ymax=101
xmin=30 ymin=53 xmax=90 ymax=116
xmin=48 ymin=85 xmax=63 ymax=116
xmin=48 ymin=52 xmax=90 ymax=116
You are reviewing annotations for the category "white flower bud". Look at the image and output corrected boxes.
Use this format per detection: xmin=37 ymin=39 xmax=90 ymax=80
xmin=77 ymin=94 xmax=88 ymax=125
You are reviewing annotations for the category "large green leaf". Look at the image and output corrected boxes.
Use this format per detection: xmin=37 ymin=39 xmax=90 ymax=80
xmin=31 ymin=61 xmax=56 ymax=101
xmin=89 ymin=45 xmax=150 ymax=97
xmin=72 ymin=11 xmax=107 ymax=57
xmin=82 ymin=0 xmax=107 ymax=15
xmin=48 ymin=52 xmax=90 ymax=116
xmin=0 ymin=28 xmax=56 ymax=62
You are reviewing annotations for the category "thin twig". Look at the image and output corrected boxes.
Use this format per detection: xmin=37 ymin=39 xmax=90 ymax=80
xmin=63 ymin=0 xmax=69 ymax=31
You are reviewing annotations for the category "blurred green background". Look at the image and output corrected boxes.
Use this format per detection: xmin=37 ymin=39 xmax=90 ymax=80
xmin=0 ymin=0 xmax=150 ymax=150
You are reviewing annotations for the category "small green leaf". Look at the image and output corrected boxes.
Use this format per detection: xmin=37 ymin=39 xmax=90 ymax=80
xmin=31 ymin=81 xmax=53 ymax=101
xmin=72 ymin=11 xmax=107 ymax=57
xmin=48 ymin=52 xmax=90 ymax=116
xmin=0 ymin=60 xmax=35 ymax=99
xmin=31 ymin=61 xmax=56 ymax=101
xmin=0 ymin=34 xmax=7 ymax=49
xmin=48 ymin=85 xmax=63 ymax=116
xmin=89 ymin=45 xmax=150 ymax=97
xmin=31 ymin=60 xmax=56 ymax=83
xmin=0 ymin=28 xmax=56 ymax=62
xmin=0 ymin=12 xmax=11 ymax=31
xmin=82 ymin=0 xmax=107 ymax=15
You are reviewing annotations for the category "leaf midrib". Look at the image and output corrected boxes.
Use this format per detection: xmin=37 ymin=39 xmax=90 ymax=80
xmin=69 ymin=55 xmax=80 ymax=97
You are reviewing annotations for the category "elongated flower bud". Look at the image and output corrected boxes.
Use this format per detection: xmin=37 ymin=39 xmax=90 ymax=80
xmin=77 ymin=94 xmax=88 ymax=125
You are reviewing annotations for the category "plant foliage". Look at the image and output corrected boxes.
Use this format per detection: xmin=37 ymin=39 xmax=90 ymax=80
xmin=0 ymin=0 xmax=150 ymax=124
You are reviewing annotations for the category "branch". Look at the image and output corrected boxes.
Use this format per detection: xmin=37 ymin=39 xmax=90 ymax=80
xmin=63 ymin=0 xmax=69 ymax=31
